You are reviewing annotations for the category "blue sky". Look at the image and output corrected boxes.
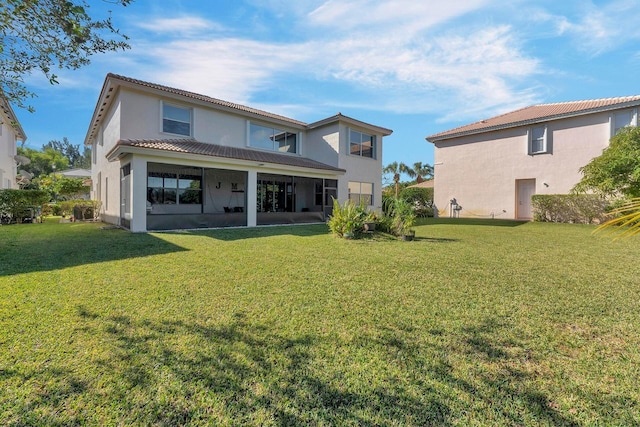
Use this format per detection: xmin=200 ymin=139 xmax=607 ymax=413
xmin=15 ymin=0 xmax=640 ymax=178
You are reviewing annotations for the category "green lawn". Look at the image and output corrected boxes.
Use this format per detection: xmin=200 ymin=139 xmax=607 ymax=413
xmin=1 ymin=219 xmax=639 ymax=426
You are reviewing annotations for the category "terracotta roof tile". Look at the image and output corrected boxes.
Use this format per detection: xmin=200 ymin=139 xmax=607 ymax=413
xmin=112 ymin=138 xmax=346 ymax=173
xmin=427 ymin=96 xmax=640 ymax=141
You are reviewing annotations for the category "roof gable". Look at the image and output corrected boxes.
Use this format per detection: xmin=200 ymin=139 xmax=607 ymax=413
xmin=427 ymin=96 xmax=640 ymax=142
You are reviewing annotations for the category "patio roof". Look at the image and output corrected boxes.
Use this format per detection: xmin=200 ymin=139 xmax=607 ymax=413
xmin=107 ymin=138 xmax=346 ymax=173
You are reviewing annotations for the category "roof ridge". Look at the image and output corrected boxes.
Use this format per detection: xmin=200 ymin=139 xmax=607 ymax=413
xmin=427 ymin=95 xmax=640 ymax=141
xmin=537 ymin=95 xmax=640 ymax=107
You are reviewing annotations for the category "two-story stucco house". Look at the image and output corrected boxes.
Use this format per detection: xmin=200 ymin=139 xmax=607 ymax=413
xmin=426 ymin=96 xmax=640 ymax=220
xmin=0 ymin=98 xmax=27 ymax=189
xmin=85 ymin=74 xmax=392 ymax=232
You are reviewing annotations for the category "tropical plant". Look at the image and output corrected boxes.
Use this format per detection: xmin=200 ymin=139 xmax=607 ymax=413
xmin=400 ymin=187 xmax=434 ymax=217
xmin=327 ymin=198 xmax=367 ymax=238
xmin=411 ymin=161 xmax=434 ymax=183
xmin=573 ymin=127 xmax=640 ymax=198
xmin=383 ymin=162 xmax=414 ymax=197
xmin=388 ymin=197 xmax=416 ymax=237
xmin=596 ymin=198 xmax=640 ymax=238
xmin=17 ymin=146 xmax=69 ymax=177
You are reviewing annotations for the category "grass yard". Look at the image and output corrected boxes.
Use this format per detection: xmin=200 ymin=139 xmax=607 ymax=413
xmin=1 ymin=218 xmax=639 ymax=426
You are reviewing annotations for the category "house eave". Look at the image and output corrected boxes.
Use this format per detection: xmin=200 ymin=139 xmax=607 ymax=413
xmin=426 ymin=99 xmax=640 ymax=143
xmin=307 ymin=113 xmax=393 ymax=136
xmin=1 ymin=98 xmax=27 ymax=142
xmin=106 ymin=142 xmax=346 ymax=176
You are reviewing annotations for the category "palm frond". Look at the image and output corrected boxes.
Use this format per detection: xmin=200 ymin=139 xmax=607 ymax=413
xmin=595 ymin=198 xmax=640 ymax=239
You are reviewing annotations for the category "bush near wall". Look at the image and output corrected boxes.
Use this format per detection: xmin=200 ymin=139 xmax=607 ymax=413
xmin=0 ymin=189 xmax=50 ymax=223
xmin=532 ymin=194 xmax=608 ymax=224
xmin=58 ymin=200 xmax=102 ymax=220
xmin=399 ymin=187 xmax=434 ymax=217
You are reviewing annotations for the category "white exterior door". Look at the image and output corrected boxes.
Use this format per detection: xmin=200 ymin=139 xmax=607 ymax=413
xmin=516 ymin=179 xmax=535 ymax=220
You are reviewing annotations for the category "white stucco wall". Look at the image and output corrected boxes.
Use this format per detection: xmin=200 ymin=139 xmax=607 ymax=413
xmin=337 ymin=123 xmax=384 ymax=211
xmin=91 ymin=93 xmax=123 ymax=224
xmin=433 ymin=111 xmax=612 ymax=219
xmin=0 ymin=122 xmax=18 ymax=189
xmin=119 ymin=89 xmax=252 ymax=146
xmin=305 ymin=124 xmax=340 ymax=167
xmin=89 ymin=83 xmax=387 ymax=229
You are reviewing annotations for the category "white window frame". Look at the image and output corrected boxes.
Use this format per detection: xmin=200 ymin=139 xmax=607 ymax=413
xmin=161 ymin=101 xmax=193 ymax=137
xmin=611 ymin=108 xmax=637 ymax=136
xmin=528 ymin=124 xmax=548 ymax=155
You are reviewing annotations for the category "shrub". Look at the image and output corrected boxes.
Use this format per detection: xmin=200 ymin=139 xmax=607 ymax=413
xmin=400 ymin=187 xmax=433 ymax=205
xmin=532 ymin=194 xmax=608 ymax=224
xmin=389 ymin=197 xmax=417 ymax=236
xmin=0 ymin=189 xmax=50 ymax=223
xmin=57 ymin=200 xmax=102 ymax=220
xmin=399 ymin=187 xmax=434 ymax=218
xmin=327 ymin=198 xmax=367 ymax=238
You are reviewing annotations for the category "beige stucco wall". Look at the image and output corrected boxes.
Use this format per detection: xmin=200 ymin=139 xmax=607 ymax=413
xmin=433 ymin=111 xmax=611 ymax=219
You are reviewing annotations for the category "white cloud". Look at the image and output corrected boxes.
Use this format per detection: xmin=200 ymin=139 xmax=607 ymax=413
xmin=135 ymin=16 xmax=223 ymax=35
xmin=113 ymin=1 xmax=541 ymax=123
xmin=537 ymin=0 xmax=640 ymax=56
xmin=308 ymin=0 xmax=489 ymax=35
xmin=131 ymin=38 xmax=312 ymax=104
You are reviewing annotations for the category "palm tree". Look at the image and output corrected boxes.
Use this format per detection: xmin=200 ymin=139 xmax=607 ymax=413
xmin=411 ymin=162 xmax=434 ymax=183
xmin=383 ymin=161 xmax=415 ymax=197
xmin=596 ymin=198 xmax=640 ymax=238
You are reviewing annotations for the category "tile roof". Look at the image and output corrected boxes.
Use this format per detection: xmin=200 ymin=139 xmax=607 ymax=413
xmin=109 ymin=139 xmax=346 ymax=173
xmin=427 ymin=95 xmax=640 ymax=142
xmin=407 ymin=180 xmax=434 ymax=189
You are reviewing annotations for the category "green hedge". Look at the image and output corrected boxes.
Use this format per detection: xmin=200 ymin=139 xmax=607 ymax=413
xmin=531 ymin=194 xmax=608 ymax=224
xmin=0 ymin=189 xmax=50 ymax=223
xmin=399 ymin=187 xmax=434 ymax=218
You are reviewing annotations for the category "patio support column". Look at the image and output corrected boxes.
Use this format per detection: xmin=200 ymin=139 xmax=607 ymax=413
xmin=247 ymin=169 xmax=257 ymax=227
xmin=130 ymin=157 xmax=147 ymax=232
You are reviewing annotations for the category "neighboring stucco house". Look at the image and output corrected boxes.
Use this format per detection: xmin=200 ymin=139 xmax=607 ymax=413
xmin=85 ymin=74 xmax=392 ymax=232
xmin=426 ymin=96 xmax=640 ymax=220
xmin=0 ymin=98 xmax=27 ymax=189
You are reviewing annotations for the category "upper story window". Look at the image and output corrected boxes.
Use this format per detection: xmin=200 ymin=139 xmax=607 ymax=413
xmin=249 ymin=123 xmax=297 ymax=154
xmin=349 ymin=129 xmax=376 ymax=158
xmin=612 ymin=109 xmax=637 ymax=135
xmin=162 ymin=103 xmax=192 ymax=136
xmin=528 ymin=125 xmax=548 ymax=155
